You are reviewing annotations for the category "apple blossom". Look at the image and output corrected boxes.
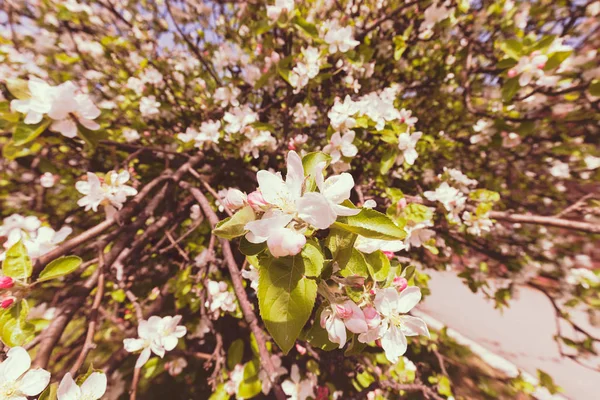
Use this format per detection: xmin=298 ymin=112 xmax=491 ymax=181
xmin=323 ymin=20 xmax=359 ymax=54
xmin=223 ymin=105 xmax=258 ymax=135
xmin=259 ymin=355 xmax=288 ymax=395
xmin=206 ymin=280 xmax=237 ymax=313
xmin=139 ymin=95 xmax=160 ymax=116
xmin=0 ymin=214 xmax=42 ymax=249
xmin=462 ymin=211 xmax=494 ymax=236
xmin=57 ymin=372 xmax=107 ymax=400
xmin=214 ymin=85 xmax=241 ymax=108
xmin=166 ymin=357 xmax=188 ymax=376
xmin=10 ymin=78 xmax=54 ymax=124
xmin=510 ymin=52 xmax=549 ymax=86
xmin=0 ymin=346 xmax=51 ymax=399
xmin=322 ymin=131 xmax=358 ymax=163
xmin=221 ymin=188 xmax=247 ymax=211
xmin=293 ymin=103 xmax=317 ymax=125
xmin=328 ymin=95 xmax=358 ymax=132
xmin=397 ymin=131 xmax=423 ymax=166
xmin=281 ymin=365 xmax=315 ymax=400
xmin=267 ymin=0 xmax=295 ymax=21
xmin=76 ymin=171 xmax=137 ymax=214
xmin=320 ymin=300 xmax=368 ymax=347
xmin=566 ymin=268 xmax=599 ymax=289
xmin=424 ymin=182 xmax=466 ymax=213
xmin=47 ymin=81 xmax=101 ymax=138
xmin=123 ymin=315 xmax=187 ymax=368
xmin=404 ymin=221 xmax=436 ymax=250
xmin=40 ymin=172 xmax=56 ymax=188
xmin=373 ymin=287 xmax=430 ymax=363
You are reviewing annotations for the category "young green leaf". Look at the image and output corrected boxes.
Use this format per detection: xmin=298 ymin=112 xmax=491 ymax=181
xmin=333 ymin=209 xmax=406 ymax=240
xmin=213 ymin=206 xmax=256 ymax=239
xmin=37 ymin=255 xmax=83 ymax=282
xmin=2 ymin=240 xmax=32 ymax=280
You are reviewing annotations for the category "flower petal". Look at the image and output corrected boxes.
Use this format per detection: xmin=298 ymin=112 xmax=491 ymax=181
xmin=396 ymin=286 xmax=422 ymax=314
xmin=297 ymin=192 xmax=337 ymax=229
xmin=57 ymin=373 xmax=81 ymax=400
xmin=0 ymin=346 xmax=31 ymax=384
xmin=80 ymin=372 xmax=107 ymax=400
xmin=285 ymin=150 xmax=305 ymax=200
xmin=17 ymin=368 xmax=50 ymax=396
xmin=400 ymin=315 xmax=430 ymax=338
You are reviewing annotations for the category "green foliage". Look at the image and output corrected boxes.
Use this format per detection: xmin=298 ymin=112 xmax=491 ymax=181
xmin=213 ymin=206 xmax=256 ymax=239
xmin=257 ymin=254 xmax=317 ymax=354
xmin=37 ymin=255 xmax=82 ymax=282
xmin=2 ymin=240 xmax=32 ymax=280
xmin=333 ymin=209 xmax=406 ymax=240
xmin=0 ymin=299 xmax=35 ymax=346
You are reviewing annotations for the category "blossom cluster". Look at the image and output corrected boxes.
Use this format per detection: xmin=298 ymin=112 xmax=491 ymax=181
xmin=0 ymin=346 xmax=106 ymax=400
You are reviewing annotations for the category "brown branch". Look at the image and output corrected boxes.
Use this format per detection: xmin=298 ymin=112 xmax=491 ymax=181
xmin=69 ymin=248 xmax=106 ymax=375
xmin=129 ymin=367 xmax=141 ymax=400
xmin=180 ymin=181 xmax=286 ymax=400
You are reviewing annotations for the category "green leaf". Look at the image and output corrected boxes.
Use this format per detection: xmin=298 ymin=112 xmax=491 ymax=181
xmin=496 ymin=58 xmax=518 ymax=69
xmin=589 ymin=80 xmax=600 ymax=97
xmin=403 ymin=203 xmax=433 ymax=224
xmin=364 ymin=251 xmax=391 ymax=281
xmin=340 ymin=249 xmax=369 ymax=278
xmin=544 ymin=51 xmax=572 ymax=71
xmin=302 ymin=152 xmax=332 ymax=192
xmin=325 ymin=227 xmax=357 ymax=271
xmin=13 ymin=120 xmax=50 ymax=146
xmin=257 ymin=255 xmax=317 ymax=354
xmin=239 ymin=237 xmax=267 ymax=256
xmin=37 ymin=256 xmax=82 ymax=282
xmin=6 ymin=79 xmax=31 ymax=100
xmin=237 ymin=360 xmax=262 ymax=399
xmin=502 ymin=77 xmax=520 ymax=102
xmin=301 ymin=239 xmax=325 ymax=277
xmin=293 ymin=16 xmax=318 ymax=38
xmin=213 ymin=206 xmax=256 ymax=239
xmin=500 ymin=39 xmax=522 ymax=60
xmin=333 ymin=209 xmax=406 ymax=240
xmin=39 ymin=383 xmax=59 ymax=400
xmin=2 ymin=140 xmax=43 ymax=160
xmin=2 ymin=240 xmax=32 ymax=280
xmin=0 ymin=299 xmax=35 ymax=346
xmin=227 ymin=339 xmax=245 ymax=370
xmin=469 ymin=189 xmax=500 ymax=203
xmin=380 ymin=148 xmax=398 ymax=175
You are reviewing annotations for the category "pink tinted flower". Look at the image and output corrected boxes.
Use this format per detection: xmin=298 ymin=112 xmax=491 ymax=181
xmin=382 ymin=251 xmax=395 ymax=260
xmin=247 ymin=190 xmax=268 ymax=211
xmin=295 ymin=343 xmax=307 ymax=355
xmin=393 ymin=277 xmax=408 ymax=292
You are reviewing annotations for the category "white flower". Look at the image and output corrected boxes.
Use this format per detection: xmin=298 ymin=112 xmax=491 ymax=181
xmin=0 ymin=346 xmax=51 ymax=399
xmin=47 ymin=81 xmax=101 ymax=138
xmin=281 ymin=365 xmax=315 ymax=400
xmin=122 ymin=128 xmax=140 ymax=142
xmin=301 ymin=47 xmax=321 ymax=79
xmin=549 ymin=160 xmax=570 ymax=178
xmin=57 ymin=372 xmax=107 ymax=400
xmin=397 ymin=131 xmax=422 ymax=166
xmin=462 ymin=211 xmax=493 ymax=236
xmin=40 ymin=172 xmax=57 ymax=188
xmin=296 ymin=162 xmax=360 ymax=230
xmin=196 ymin=120 xmax=221 ymax=146
xmin=166 ymin=357 xmax=188 ymax=376
xmin=224 ymin=364 xmax=244 ymax=396
xmin=267 ymin=0 xmax=294 ymax=21
xmin=224 ymin=105 xmax=258 ymax=135
xmin=245 ymin=210 xmax=307 ymax=257
xmin=404 ymin=221 xmax=435 ymax=250
xmin=322 ymin=131 xmax=358 ymax=163
xmin=221 ymin=188 xmax=247 ymax=211
xmin=242 ymin=265 xmax=259 ymax=291
xmin=566 ymin=268 xmax=599 ymax=289
xmin=178 ymin=127 xmax=200 ymax=143
xmin=374 ymin=287 xmax=430 ymax=363
xmin=140 ymin=67 xmax=163 ymax=86
xmin=0 ymin=214 xmax=41 ymax=249
xmin=509 ymin=52 xmax=548 ymax=86
xmin=22 ymin=226 xmax=72 ymax=259
xmin=139 ymin=96 xmax=160 ymax=116
xmin=126 ymin=77 xmax=145 ymax=95
xmin=293 ymin=103 xmax=317 ymax=125
xmin=320 ymin=300 xmax=368 ymax=348
xmin=502 ymin=132 xmax=521 ymax=148
xmin=10 ymin=78 xmax=54 ymax=124
xmin=289 ymin=62 xmax=311 ymax=92
xmin=328 ymin=95 xmax=358 ymax=132
xmin=259 ymin=355 xmax=287 ymax=395
xmin=206 ymin=280 xmax=237 ymax=313
xmin=398 ymin=109 xmax=418 ymax=128
xmin=190 ymin=204 xmax=201 ymax=220
xmin=214 ymin=86 xmax=241 ymax=108
xmin=76 ymin=171 xmax=137 ymax=214
xmin=123 ymin=315 xmax=187 ymax=368
xmin=424 ymin=182 xmax=466 ymax=213
xmin=323 ymin=20 xmax=359 ymax=54
xmin=444 ymin=167 xmax=477 ymax=187
xmin=584 ymin=155 xmax=600 ymax=170
xmin=355 ymin=236 xmax=405 ymax=254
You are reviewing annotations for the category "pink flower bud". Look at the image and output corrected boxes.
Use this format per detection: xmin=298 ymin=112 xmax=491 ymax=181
xmin=536 ymin=62 xmax=546 ymax=69
xmin=0 ymin=276 xmax=14 ymax=289
xmin=287 ymin=139 xmax=296 ymax=150
xmin=1 ymin=297 xmax=15 ymax=309
xmin=382 ymin=251 xmax=395 ymax=260
xmin=397 ymin=198 xmax=407 ymax=209
xmin=256 ymin=44 xmax=263 ymax=54
xmin=222 ymin=188 xmax=247 ymax=210
xmin=247 ymin=190 xmax=268 ymax=211
xmin=315 ymin=387 xmax=330 ymax=400
xmin=393 ymin=277 xmax=408 ymax=292
xmin=295 ymin=343 xmax=307 ymax=355
xmin=507 ymin=68 xmax=517 ymax=78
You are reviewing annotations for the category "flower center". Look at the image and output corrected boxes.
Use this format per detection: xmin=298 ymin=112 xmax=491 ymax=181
xmin=0 ymin=381 xmax=19 ymax=398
